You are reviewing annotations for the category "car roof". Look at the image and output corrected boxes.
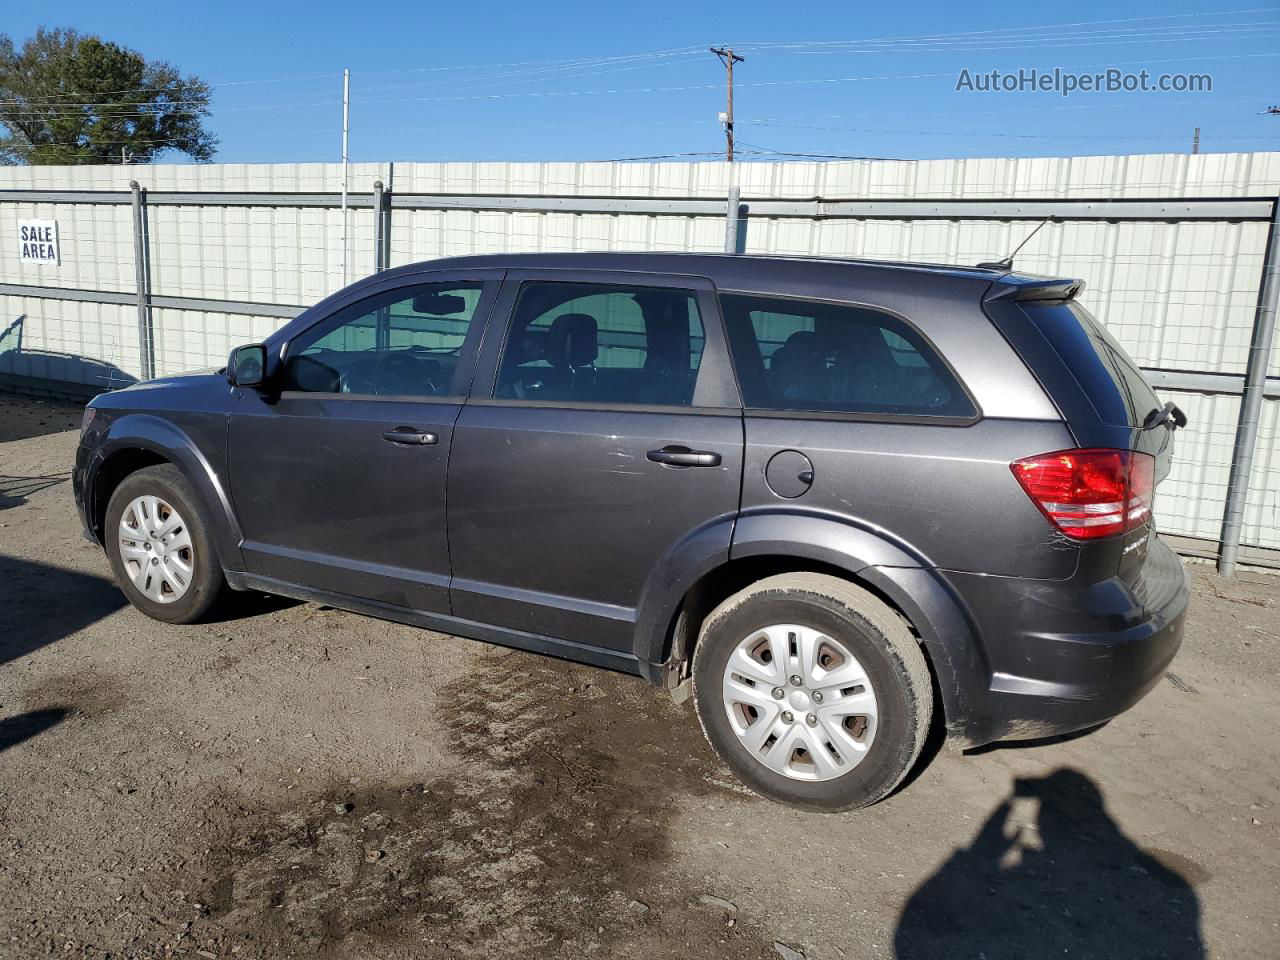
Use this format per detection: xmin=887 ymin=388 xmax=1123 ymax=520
xmin=379 ymin=251 xmax=1070 ymax=296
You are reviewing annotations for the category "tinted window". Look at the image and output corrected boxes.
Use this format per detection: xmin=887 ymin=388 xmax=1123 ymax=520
xmin=282 ymin=283 xmax=484 ymax=397
xmin=1022 ymin=302 xmax=1162 ymax=427
xmin=495 ymin=282 xmax=704 ymax=406
xmin=720 ymin=293 xmax=974 ymax=417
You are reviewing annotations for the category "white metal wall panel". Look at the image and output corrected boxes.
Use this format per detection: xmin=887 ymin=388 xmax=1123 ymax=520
xmin=1247 ymin=399 xmax=1280 ymax=549
xmin=0 ymin=198 xmax=135 ymax=294
xmin=147 ymin=204 xmax=372 ymax=306
xmin=1154 ymin=390 xmax=1239 ymax=544
xmin=0 ymin=160 xmax=382 ymax=193
xmin=741 ymin=217 xmax=1270 ymax=374
xmin=387 ymin=209 xmax=727 ymax=266
xmin=151 ymin=307 xmax=286 ymax=379
xmin=1154 ymin=390 xmax=1279 ymax=550
xmin=0 ymin=293 xmax=141 ymax=387
xmin=1 ymin=153 xmax=1277 ymax=554
xmin=3 ymin=153 xmax=1277 ymax=196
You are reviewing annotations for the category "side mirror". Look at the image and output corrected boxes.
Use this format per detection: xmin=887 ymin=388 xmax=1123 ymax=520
xmin=228 ymin=343 xmax=268 ymax=387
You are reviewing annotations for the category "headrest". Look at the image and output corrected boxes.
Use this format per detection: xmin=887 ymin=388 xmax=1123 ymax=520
xmin=772 ymin=330 xmax=825 ymax=371
xmin=823 ymin=319 xmax=893 ymax=362
xmin=779 ymin=330 xmax=821 ymax=353
xmin=546 ymin=313 xmax=598 ymax=368
xmin=770 ymin=330 xmax=827 ymax=396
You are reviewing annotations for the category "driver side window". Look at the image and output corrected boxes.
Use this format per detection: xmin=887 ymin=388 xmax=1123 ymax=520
xmin=281 ymin=282 xmax=485 ymax=397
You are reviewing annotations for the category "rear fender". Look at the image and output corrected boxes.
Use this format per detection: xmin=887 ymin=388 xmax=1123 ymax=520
xmin=721 ymin=509 xmax=988 ymax=742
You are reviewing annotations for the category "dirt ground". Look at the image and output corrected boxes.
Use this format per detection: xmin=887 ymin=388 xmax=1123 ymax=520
xmin=1 ymin=394 xmax=1278 ymax=960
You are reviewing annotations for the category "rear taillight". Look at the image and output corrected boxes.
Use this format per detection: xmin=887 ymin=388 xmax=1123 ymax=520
xmin=1011 ymin=448 xmax=1154 ymax=540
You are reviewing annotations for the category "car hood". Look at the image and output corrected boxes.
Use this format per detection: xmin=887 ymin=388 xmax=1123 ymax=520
xmin=126 ymin=367 xmax=222 ymax=389
xmin=88 ymin=367 xmax=228 ymax=409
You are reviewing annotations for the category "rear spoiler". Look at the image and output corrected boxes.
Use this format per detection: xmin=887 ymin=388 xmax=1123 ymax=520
xmin=984 ymin=277 xmax=1085 ymax=302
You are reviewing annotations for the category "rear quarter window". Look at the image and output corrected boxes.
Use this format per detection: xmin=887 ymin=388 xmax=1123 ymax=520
xmin=719 ymin=293 xmax=976 ymax=418
xmin=1020 ymin=302 xmax=1161 ymax=427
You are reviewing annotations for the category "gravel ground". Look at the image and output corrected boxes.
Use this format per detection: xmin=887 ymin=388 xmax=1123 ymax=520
xmin=1 ymin=394 xmax=1278 ymax=960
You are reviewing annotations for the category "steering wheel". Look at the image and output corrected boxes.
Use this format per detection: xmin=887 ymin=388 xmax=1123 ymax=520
xmin=371 ymin=350 xmax=443 ymax=396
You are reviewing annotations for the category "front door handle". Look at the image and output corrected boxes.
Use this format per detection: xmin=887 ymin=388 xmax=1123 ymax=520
xmin=647 ymin=445 xmax=722 ymax=468
xmin=382 ymin=427 xmax=438 ymax=446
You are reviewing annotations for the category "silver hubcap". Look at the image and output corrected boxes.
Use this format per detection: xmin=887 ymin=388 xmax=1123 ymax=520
xmin=118 ymin=495 xmax=194 ymax=604
xmin=721 ymin=624 xmax=878 ymax=782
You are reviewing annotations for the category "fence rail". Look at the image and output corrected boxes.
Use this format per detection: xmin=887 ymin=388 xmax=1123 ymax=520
xmin=1 ymin=158 xmax=1277 ymax=573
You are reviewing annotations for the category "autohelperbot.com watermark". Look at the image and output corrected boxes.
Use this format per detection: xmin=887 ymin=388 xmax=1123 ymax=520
xmin=955 ymin=67 xmax=1212 ymax=97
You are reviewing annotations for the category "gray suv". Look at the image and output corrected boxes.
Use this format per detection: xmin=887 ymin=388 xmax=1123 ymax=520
xmin=72 ymin=253 xmax=1189 ymax=811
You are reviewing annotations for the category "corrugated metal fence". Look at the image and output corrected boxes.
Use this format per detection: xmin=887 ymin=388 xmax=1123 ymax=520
xmin=1 ymin=154 xmax=1278 ymax=569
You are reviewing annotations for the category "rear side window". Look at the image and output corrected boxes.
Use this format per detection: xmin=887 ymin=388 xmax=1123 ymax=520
xmin=1021 ymin=302 xmax=1161 ymax=427
xmin=720 ymin=293 xmax=975 ymax=418
xmin=495 ymin=281 xmax=704 ymax=406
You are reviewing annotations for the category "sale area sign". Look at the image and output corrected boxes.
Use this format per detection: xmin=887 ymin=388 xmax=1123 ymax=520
xmin=19 ymin=220 xmax=59 ymax=265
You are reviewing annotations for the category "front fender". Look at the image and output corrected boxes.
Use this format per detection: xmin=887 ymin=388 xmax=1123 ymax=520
xmin=90 ymin=413 xmax=244 ymax=570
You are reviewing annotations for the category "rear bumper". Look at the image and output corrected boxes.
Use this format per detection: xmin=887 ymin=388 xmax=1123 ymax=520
xmin=942 ymin=537 xmax=1190 ymax=747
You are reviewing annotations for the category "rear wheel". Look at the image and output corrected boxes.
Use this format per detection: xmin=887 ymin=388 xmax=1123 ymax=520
xmin=692 ymin=573 xmax=932 ymax=812
xmin=105 ymin=465 xmax=224 ymax=624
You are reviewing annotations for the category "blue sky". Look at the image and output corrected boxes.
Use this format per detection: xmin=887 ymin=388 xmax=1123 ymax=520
xmin=5 ymin=1 xmax=1279 ymax=163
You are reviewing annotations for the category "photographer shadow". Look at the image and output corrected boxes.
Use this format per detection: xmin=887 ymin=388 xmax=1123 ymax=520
xmin=894 ymin=768 xmax=1205 ymax=960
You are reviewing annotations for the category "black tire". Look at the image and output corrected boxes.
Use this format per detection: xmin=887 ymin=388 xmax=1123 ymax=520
xmin=692 ymin=572 xmax=933 ymax=812
xmin=104 ymin=464 xmax=225 ymax=624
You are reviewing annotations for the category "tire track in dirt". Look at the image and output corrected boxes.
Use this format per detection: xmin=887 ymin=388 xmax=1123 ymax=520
xmin=197 ymin=647 xmax=772 ymax=959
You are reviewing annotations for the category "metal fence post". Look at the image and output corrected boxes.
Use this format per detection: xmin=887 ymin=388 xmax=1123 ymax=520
xmin=373 ymin=180 xmax=385 ymax=272
xmin=724 ymin=186 xmax=742 ymax=254
xmin=128 ymin=180 xmax=154 ymax=380
xmin=1219 ymin=196 xmax=1280 ymax=576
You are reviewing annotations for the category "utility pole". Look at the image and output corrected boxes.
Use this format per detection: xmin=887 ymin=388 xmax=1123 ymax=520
xmin=710 ymin=46 xmax=745 ymax=162
xmin=1192 ymin=127 xmax=1200 ymax=154
xmin=340 ymin=68 xmax=350 ymax=286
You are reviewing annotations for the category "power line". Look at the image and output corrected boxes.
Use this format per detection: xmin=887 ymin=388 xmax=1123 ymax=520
xmin=725 ymin=7 xmax=1280 ymax=51
xmin=0 ymin=48 xmax=707 ymax=108
xmin=742 ymin=120 xmax=1280 ymax=142
xmin=4 ymin=14 xmax=1275 ymax=164
xmin=740 ymin=95 xmax=1268 ymax=124
xmin=9 ymin=13 xmax=1276 ymax=111
xmin=595 ymin=150 xmax=728 ymax=162
xmin=737 ymin=23 xmax=1280 ymax=55
xmin=0 ymin=72 xmax=340 ymax=105
xmin=357 ymin=45 xmax=708 ymax=78
xmin=4 ymin=17 xmax=1274 ymax=115
xmin=341 ymin=49 xmax=1280 ymax=106
xmin=735 ymin=140 xmax=910 ymax=161
xmin=19 ymin=42 xmax=1262 ymax=133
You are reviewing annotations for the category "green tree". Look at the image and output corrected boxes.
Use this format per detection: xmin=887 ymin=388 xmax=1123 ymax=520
xmin=0 ymin=28 xmax=216 ymax=164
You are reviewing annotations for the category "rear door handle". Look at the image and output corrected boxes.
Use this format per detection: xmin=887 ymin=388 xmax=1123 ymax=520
xmin=382 ymin=427 xmax=438 ymax=446
xmin=647 ymin=445 xmax=722 ymax=468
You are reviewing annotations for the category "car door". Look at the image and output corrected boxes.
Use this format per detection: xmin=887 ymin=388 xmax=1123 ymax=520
xmin=446 ymin=269 xmax=744 ymax=653
xmin=228 ymin=270 xmax=501 ymax=611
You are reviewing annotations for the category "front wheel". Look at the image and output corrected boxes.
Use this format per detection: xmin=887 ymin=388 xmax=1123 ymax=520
xmin=692 ymin=573 xmax=933 ymax=812
xmin=104 ymin=464 xmax=225 ymax=624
